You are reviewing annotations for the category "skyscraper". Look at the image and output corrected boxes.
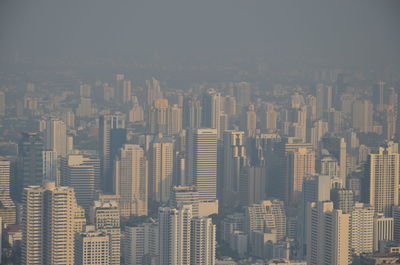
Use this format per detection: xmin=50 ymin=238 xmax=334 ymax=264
xmin=191 ymin=216 xmax=216 ymax=265
xmin=0 ymin=91 xmax=6 ymax=116
xmin=170 ymin=185 xmax=200 ymax=217
xmin=149 ymin=134 xmax=174 ymax=203
xmin=183 ymin=96 xmax=201 ymax=129
xmin=373 ymin=213 xmax=394 ymax=251
xmin=91 ymin=200 xmax=121 ymax=265
xmin=307 ymin=201 xmax=350 ymax=265
xmin=123 ymin=221 xmax=159 ymax=265
xmin=17 ymin=132 xmax=44 ymax=199
xmin=74 ymin=225 xmax=110 ymax=265
xmin=42 ymin=150 xmax=59 ymax=183
xmin=21 ymin=182 xmax=86 ymax=265
xmin=201 ymin=89 xmax=221 ymax=137
xmin=44 ymin=117 xmax=67 ymax=156
xmin=350 ymin=203 xmax=374 ymax=255
xmin=159 ymin=205 xmax=192 ymax=265
xmin=364 ymin=143 xmax=399 ymax=216
xmin=99 ymin=112 xmax=125 ymax=192
xmin=61 ymin=153 xmax=100 ymax=212
xmin=114 ymin=144 xmax=148 ymax=216
xmin=0 ymin=157 xmax=16 ymax=225
xmin=186 ymin=128 xmax=218 ymax=203
xmin=222 ymin=130 xmax=246 ymax=206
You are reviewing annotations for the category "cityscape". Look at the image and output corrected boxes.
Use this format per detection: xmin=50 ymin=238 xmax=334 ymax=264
xmin=0 ymin=1 xmax=400 ymax=265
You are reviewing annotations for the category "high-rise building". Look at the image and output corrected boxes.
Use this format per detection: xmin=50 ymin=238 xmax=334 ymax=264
xmin=0 ymin=91 xmax=5 ymax=116
xmin=373 ymin=213 xmax=394 ymax=252
xmin=306 ymin=201 xmax=350 ymax=265
xmin=99 ymin=113 xmax=125 ymax=192
xmin=245 ymin=104 xmax=257 ymax=137
xmin=287 ymin=147 xmax=315 ymax=204
xmin=17 ymin=132 xmax=44 ymax=199
xmin=186 ymin=128 xmax=218 ymax=203
xmin=352 ymin=99 xmax=373 ymax=133
xmin=21 ymin=182 xmax=86 ymax=265
xmin=201 ymin=89 xmax=221 ymax=137
xmin=393 ymin=206 xmax=400 ymax=242
xmin=170 ymin=186 xmax=200 ymax=217
xmin=0 ymin=157 xmax=16 ymax=225
xmin=350 ymin=203 xmax=374 ymax=255
xmin=191 ymin=216 xmax=216 ymax=265
xmin=123 ymin=221 xmax=159 ymax=265
xmin=91 ymin=200 xmax=121 ymax=265
xmin=74 ymin=225 xmax=110 ymax=265
xmin=331 ymin=188 xmax=355 ymax=214
xmin=245 ymin=200 xmax=286 ymax=241
xmin=149 ymin=98 xmax=169 ymax=134
xmin=183 ymin=96 xmax=201 ymax=129
xmin=61 ymin=154 xmax=100 ymax=212
xmin=364 ymin=143 xmax=399 ymax=216
xmin=149 ymin=135 xmax=174 ymax=203
xmin=42 ymin=150 xmax=59 ymax=183
xmin=222 ymin=131 xmax=246 ymax=206
xmin=239 ymin=165 xmax=266 ymax=207
xmin=114 ymin=144 xmax=147 ymax=217
xmin=159 ymin=205 xmax=192 ymax=265
xmin=262 ymin=103 xmax=277 ymax=133
xmin=167 ymin=104 xmax=183 ymax=135
xmin=44 ymin=117 xmax=67 ymax=156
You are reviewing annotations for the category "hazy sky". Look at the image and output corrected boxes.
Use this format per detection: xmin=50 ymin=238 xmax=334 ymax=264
xmin=1 ymin=0 xmax=399 ymax=68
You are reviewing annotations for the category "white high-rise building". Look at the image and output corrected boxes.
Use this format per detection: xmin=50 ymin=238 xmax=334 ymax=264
xmin=75 ymin=225 xmax=110 ymax=265
xmin=159 ymin=205 xmax=192 ymax=265
xmin=114 ymin=144 xmax=147 ymax=217
xmin=45 ymin=117 xmax=67 ymax=156
xmin=350 ymin=203 xmax=374 ymax=255
xmin=186 ymin=128 xmax=218 ymax=203
xmin=0 ymin=157 xmax=16 ymax=225
xmin=91 ymin=200 xmax=121 ymax=265
xmin=149 ymin=135 xmax=174 ymax=203
xmin=170 ymin=185 xmax=200 ymax=217
xmin=21 ymin=182 xmax=86 ymax=265
xmin=366 ymin=143 xmax=399 ymax=216
xmin=307 ymin=201 xmax=350 ymax=265
xmin=191 ymin=217 xmax=216 ymax=265
xmin=123 ymin=221 xmax=159 ymax=265
xmin=373 ymin=213 xmax=394 ymax=251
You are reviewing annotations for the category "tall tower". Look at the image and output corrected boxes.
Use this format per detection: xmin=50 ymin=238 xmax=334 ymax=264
xmin=186 ymin=128 xmax=218 ymax=203
xmin=99 ymin=113 xmax=125 ymax=192
xmin=159 ymin=205 xmax=192 ymax=265
xmin=17 ymin=132 xmax=43 ymax=199
xmin=21 ymin=182 xmax=86 ymax=265
xmin=149 ymin=98 xmax=169 ymax=134
xmin=74 ymin=226 xmax=110 ymax=265
xmin=91 ymin=201 xmax=121 ymax=265
xmin=0 ymin=91 xmax=5 ymax=116
xmin=123 ymin=221 xmax=159 ymax=265
xmin=350 ymin=203 xmax=374 ymax=255
xmin=364 ymin=143 xmax=399 ymax=216
xmin=42 ymin=150 xmax=59 ymax=183
xmin=307 ymin=201 xmax=350 ymax=265
xmin=191 ymin=216 xmax=216 ymax=265
xmin=114 ymin=144 xmax=147 ymax=217
xmin=183 ymin=96 xmax=201 ymax=129
xmin=45 ymin=117 xmax=67 ymax=156
xmin=149 ymin=135 xmax=174 ymax=203
xmin=61 ymin=153 xmax=100 ymax=212
xmin=287 ymin=147 xmax=315 ymax=204
xmin=222 ymin=130 xmax=246 ymax=206
xmin=0 ymin=157 xmax=16 ymax=225
xmin=201 ymin=89 xmax=221 ymax=138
